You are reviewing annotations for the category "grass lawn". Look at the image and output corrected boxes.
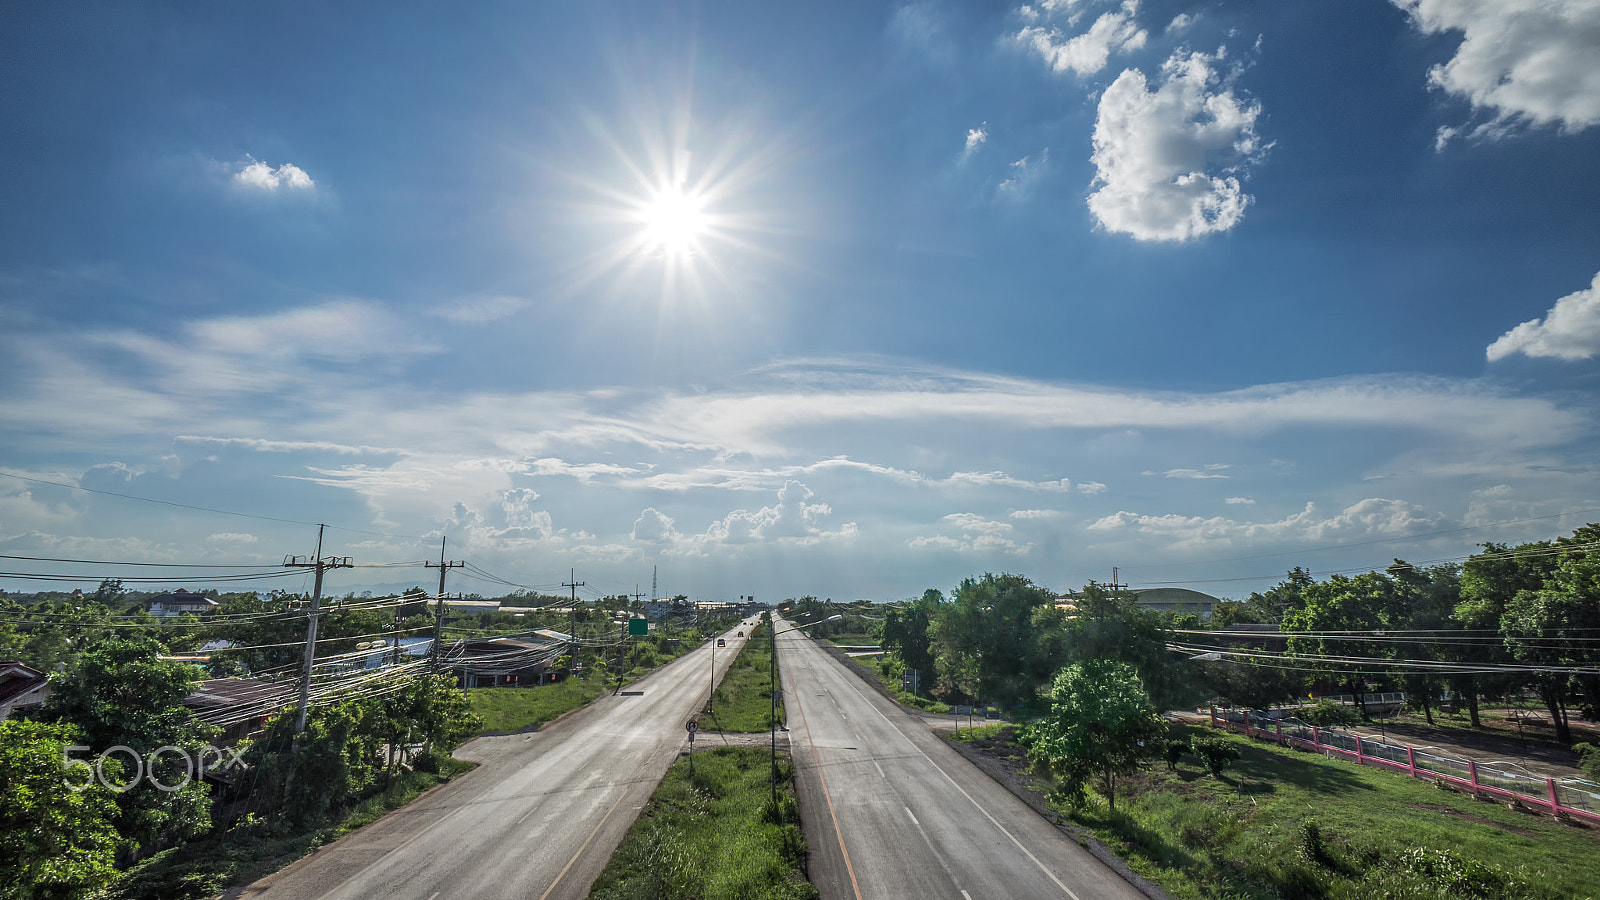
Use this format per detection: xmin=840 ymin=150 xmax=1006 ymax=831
xmin=588 ymin=746 xmax=816 ymax=900
xmin=699 ymin=638 xmax=779 ymax=733
xmin=1036 ymin=724 xmax=1600 ymax=900
xmin=111 ymin=757 xmax=476 ymax=900
xmin=468 ymin=677 xmax=609 ymax=733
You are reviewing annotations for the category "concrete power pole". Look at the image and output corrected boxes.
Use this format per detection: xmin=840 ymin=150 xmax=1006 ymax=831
xmin=425 ymin=536 xmax=463 ymax=673
xmin=287 ymin=525 xmax=352 ymax=734
xmin=563 ymin=569 xmax=584 ymax=671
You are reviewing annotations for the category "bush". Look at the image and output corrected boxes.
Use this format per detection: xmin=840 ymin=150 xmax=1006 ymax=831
xmin=1190 ymin=737 xmax=1241 ymax=777
xmin=1301 ymin=700 xmax=1361 ymax=728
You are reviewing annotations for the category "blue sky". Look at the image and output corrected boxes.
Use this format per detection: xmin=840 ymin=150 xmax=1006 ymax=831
xmin=3 ymin=0 xmax=1599 ymax=604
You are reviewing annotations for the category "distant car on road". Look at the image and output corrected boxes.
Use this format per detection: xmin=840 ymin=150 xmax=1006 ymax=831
xmin=717 ymin=638 xmax=727 ymax=647
xmin=737 ymin=631 xmax=744 ymax=637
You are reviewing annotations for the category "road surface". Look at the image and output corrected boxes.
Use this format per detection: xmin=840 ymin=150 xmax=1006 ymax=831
xmin=237 ymin=621 xmax=759 ymax=900
xmin=776 ymin=616 xmax=1147 ymax=900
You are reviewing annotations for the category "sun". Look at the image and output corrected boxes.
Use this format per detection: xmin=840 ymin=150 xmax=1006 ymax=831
xmin=637 ymin=185 xmax=709 ymax=258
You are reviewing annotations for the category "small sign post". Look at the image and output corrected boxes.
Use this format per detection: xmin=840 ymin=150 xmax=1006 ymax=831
xmin=686 ymin=719 xmax=698 ymax=775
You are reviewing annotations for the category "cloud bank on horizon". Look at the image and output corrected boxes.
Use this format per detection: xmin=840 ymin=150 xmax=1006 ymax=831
xmin=1 ymin=0 xmax=1598 ymax=601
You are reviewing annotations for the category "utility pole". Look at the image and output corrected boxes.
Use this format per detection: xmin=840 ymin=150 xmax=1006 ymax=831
xmin=1110 ymin=567 xmax=1128 ymax=594
xmin=564 ymin=569 xmax=584 ymax=673
xmin=286 ymin=525 xmax=352 ymax=734
xmin=425 ymin=536 xmax=463 ymax=673
xmin=651 ymin=565 xmax=657 ymax=601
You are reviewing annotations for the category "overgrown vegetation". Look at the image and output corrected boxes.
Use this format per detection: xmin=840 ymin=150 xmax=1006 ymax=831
xmin=588 ymin=746 xmax=817 ymax=900
xmin=468 ymin=678 xmax=610 ymax=733
xmin=1036 ymin=726 xmax=1599 ymax=900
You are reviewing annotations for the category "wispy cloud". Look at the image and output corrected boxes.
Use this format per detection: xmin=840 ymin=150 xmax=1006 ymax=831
xmin=1015 ymin=0 xmax=1148 ymax=77
xmin=1144 ymin=464 xmax=1231 ymax=479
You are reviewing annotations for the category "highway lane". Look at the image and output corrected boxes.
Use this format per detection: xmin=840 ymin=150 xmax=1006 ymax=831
xmin=238 ymin=620 xmax=761 ymax=900
xmin=776 ymin=616 xmax=1146 ymax=900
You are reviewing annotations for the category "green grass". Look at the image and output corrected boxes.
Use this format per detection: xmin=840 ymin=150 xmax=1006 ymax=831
xmin=1039 ymin=725 xmax=1600 ymax=900
xmin=110 ymin=757 xmax=476 ymax=900
xmin=950 ymin=723 xmax=1006 ymax=742
xmin=588 ymin=746 xmax=817 ymax=900
xmin=699 ymin=639 xmax=780 ymax=733
xmin=468 ymin=677 xmax=609 ymax=733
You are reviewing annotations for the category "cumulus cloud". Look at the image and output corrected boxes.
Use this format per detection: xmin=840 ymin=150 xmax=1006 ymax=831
xmin=234 ymin=158 xmax=316 ymax=191
xmin=1088 ymin=498 xmax=1444 ymax=548
xmin=1393 ymin=0 xmax=1600 ymax=142
xmin=1088 ymin=49 xmax=1265 ymax=241
xmin=631 ymin=508 xmax=679 ymax=543
xmin=1225 ymin=496 xmax=1255 ymax=505
xmin=1015 ymin=0 xmax=1148 ymax=77
xmin=911 ymin=512 xmax=1032 ymax=555
xmin=702 ymin=480 xmax=841 ymax=544
xmin=1486 ymin=271 xmax=1600 ymax=362
xmin=1076 ymin=481 xmax=1108 ymax=494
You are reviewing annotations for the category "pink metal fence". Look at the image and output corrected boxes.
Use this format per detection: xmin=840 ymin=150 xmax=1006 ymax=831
xmin=1208 ymin=706 xmax=1600 ymax=827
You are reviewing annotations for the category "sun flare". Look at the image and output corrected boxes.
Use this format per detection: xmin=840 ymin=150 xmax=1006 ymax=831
xmin=637 ymin=186 xmax=708 ymax=257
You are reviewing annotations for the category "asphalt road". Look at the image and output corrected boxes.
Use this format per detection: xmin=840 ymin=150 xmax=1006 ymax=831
xmin=236 ymin=621 xmax=759 ymax=900
xmin=776 ymin=616 xmax=1147 ymax=900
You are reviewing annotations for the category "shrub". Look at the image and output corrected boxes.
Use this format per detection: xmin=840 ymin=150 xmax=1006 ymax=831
xmin=1190 ymin=737 xmax=1241 ymax=777
xmin=1300 ymin=700 xmax=1361 ymax=728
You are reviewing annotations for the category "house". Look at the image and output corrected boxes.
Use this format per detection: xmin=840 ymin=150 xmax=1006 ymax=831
xmin=0 ymin=661 xmax=51 ymax=720
xmin=147 ymin=589 xmax=219 ymax=618
xmin=448 ymin=633 xmax=568 ymax=688
xmin=183 ymin=677 xmax=294 ymax=746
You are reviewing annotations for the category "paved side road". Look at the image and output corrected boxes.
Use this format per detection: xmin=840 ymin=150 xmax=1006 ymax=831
xmin=776 ymin=617 xmax=1147 ymax=900
xmin=233 ymin=622 xmax=759 ymax=900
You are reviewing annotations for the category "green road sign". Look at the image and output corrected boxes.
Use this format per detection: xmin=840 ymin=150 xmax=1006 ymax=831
xmin=628 ymin=618 xmax=649 ymax=636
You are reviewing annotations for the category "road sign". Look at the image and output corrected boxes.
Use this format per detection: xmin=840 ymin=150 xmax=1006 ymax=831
xmin=686 ymin=719 xmax=698 ymax=733
xmin=629 ymin=618 xmax=648 ymax=637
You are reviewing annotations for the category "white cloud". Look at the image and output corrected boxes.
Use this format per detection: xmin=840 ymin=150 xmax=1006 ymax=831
xmin=1165 ymin=13 xmax=1195 ymax=34
xmin=205 ymin=532 xmax=259 ymax=544
xmin=911 ymin=512 xmax=1032 ymax=555
xmin=963 ymin=123 xmax=989 ymax=160
xmin=1394 ymin=0 xmax=1600 ymax=140
xmin=998 ymin=150 xmax=1049 ymax=199
xmin=1009 ymin=508 xmax=1060 ymax=519
xmin=1088 ymin=498 xmax=1444 ymax=548
xmin=1087 ymin=50 xmax=1265 ymax=241
xmin=1224 ymin=496 xmax=1255 ymax=505
xmin=1076 ymin=481 xmax=1108 ymax=494
xmin=1144 ymin=464 xmax=1230 ymax=479
xmin=1486 ymin=271 xmax=1600 ymax=362
xmin=700 ymin=480 xmax=841 ymax=545
xmin=631 ymin=508 xmax=679 ymax=543
xmin=1015 ymin=0 xmax=1148 ymax=77
xmin=234 ymin=158 xmax=316 ymax=191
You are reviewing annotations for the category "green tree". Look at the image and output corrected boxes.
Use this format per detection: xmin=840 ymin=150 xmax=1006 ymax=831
xmin=881 ymin=590 xmax=938 ymax=695
xmin=0 ymin=720 xmax=121 ymax=899
xmin=1387 ymin=560 xmax=1462 ymax=726
xmin=931 ymin=574 xmax=1059 ymax=709
xmin=1283 ymin=572 xmax=1400 ymax=717
xmin=42 ymin=638 xmax=216 ymax=862
xmin=1458 ymin=541 xmax=1552 ymax=727
xmin=1023 ymin=660 xmax=1165 ymax=811
xmin=1064 ymin=583 xmax=1189 ymax=709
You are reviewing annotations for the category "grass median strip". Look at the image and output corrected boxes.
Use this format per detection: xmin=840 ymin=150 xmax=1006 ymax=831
xmin=698 ymin=634 xmax=780 ymax=733
xmin=588 ymin=746 xmax=817 ymax=900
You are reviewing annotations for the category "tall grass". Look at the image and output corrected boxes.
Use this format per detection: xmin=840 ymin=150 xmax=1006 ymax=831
xmin=468 ymin=678 xmax=608 ymax=733
xmin=589 ymin=747 xmax=817 ymax=900
xmin=1049 ymin=727 xmax=1600 ymax=900
xmin=699 ymin=640 xmax=780 ymax=733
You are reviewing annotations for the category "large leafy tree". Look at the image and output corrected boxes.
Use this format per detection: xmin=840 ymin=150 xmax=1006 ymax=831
xmin=1387 ymin=560 xmax=1462 ymax=725
xmin=0 ymin=720 xmax=121 ymax=900
xmin=1023 ymin=660 xmax=1165 ymax=811
xmin=1063 ymin=584 xmax=1188 ymax=709
xmin=881 ymin=590 xmax=939 ymax=695
xmin=1459 ymin=539 xmax=1559 ymax=727
xmin=1283 ymin=572 xmax=1400 ymax=716
xmin=42 ymin=638 xmax=216 ymax=862
xmin=931 ymin=573 xmax=1058 ymax=709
